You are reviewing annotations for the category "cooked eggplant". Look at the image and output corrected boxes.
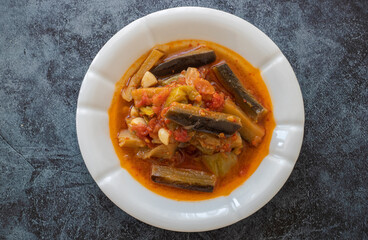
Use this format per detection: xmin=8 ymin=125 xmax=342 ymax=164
xmin=122 ymin=49 xmax=164 ymax=102
xmin=151 ymin=165 xmax=216 ymax=192
xmin=223 ymin=99 xmax=265 ymax=146
xmin=212 ymin=63 xmax=267 ymax=121
xmin=165 ymin=103 xmax=242 ymax=136
xmin=151 ymin=48 xmax=216 ymax=76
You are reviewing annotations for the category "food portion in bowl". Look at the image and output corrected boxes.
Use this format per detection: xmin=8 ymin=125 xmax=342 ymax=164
xmin=109 ymin=40 xmax=275 ymax=201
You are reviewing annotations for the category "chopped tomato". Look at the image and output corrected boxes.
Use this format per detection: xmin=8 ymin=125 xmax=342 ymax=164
xmin=152 ymin=106 xmax=161 ymax=115
xmin=184 ymin=68 xmax=215 ymax=96
xmin=193 ymin=78 xmax=215 ymax=96
xmin=136 ymin=92 xmax=152 ymax=107
xmin=147 ymin=118 xmax=158 ymax=131
xmin=150 ymin=88 xmax=170 ymax=115
xmin=152 ymin=88 xmax=170 ymax=107
xmin=205 ymin=92 xmax=225 ymax=111
xmin=173 ymin=128 xmax=191 ymax=142
xmin=131 ymin=123 xmax=149 ymax=139
xmin=147 ymin=117 xmax=164 ymax=137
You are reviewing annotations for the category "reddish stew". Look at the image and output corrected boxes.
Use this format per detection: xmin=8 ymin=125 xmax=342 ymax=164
xmin=108 ymin=40 xmax=275 ymax=201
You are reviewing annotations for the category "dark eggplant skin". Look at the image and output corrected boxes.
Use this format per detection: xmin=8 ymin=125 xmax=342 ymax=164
xmin=151 ymin=176 xmax=214 ymax=192
xmin=212 ymin=63 xmax=267 ymax=121
xmin=165 ymin=103 xmax=242 ymax=136
xmin=151 ymin=48 xmax=216 ymax=77
xmin=151 ymin=165 xmax=216 ymax=192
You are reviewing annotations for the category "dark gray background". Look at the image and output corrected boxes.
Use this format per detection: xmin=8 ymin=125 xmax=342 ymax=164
xmin=1 ymin=0 xmax=367 ymax=239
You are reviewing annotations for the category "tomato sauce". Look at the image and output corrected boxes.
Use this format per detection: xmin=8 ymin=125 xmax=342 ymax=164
xmin=108 ymin=40 xmax=275 ymax=201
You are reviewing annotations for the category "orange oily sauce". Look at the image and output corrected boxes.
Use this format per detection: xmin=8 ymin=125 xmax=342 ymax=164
xmin=108 ymin=40 xmax=275 ymax=201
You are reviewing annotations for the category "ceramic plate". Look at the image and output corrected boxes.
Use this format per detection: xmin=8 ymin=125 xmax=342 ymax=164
xmin=76 ymin=7 xmax=304 ymax=232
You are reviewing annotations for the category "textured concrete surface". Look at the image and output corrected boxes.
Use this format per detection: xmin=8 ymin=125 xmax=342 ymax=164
xmin=1 ymin=0 xmax=367 ymax=239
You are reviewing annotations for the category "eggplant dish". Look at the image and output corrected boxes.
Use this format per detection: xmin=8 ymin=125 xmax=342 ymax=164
xmin=109 ymin=40 xmax=275 ymax=201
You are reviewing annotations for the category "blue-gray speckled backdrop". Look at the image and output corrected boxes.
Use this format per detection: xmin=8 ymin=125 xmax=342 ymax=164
xmin=1 ymin=0 xmax=367 ymax=239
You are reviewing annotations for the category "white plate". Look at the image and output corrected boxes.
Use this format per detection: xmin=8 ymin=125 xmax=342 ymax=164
xmin=76 ymin=7 xmax=304 ymax=232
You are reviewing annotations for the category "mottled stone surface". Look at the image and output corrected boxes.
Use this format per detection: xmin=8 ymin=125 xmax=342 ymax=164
xmin=0 ymin=0 xmax=367 ymax=239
